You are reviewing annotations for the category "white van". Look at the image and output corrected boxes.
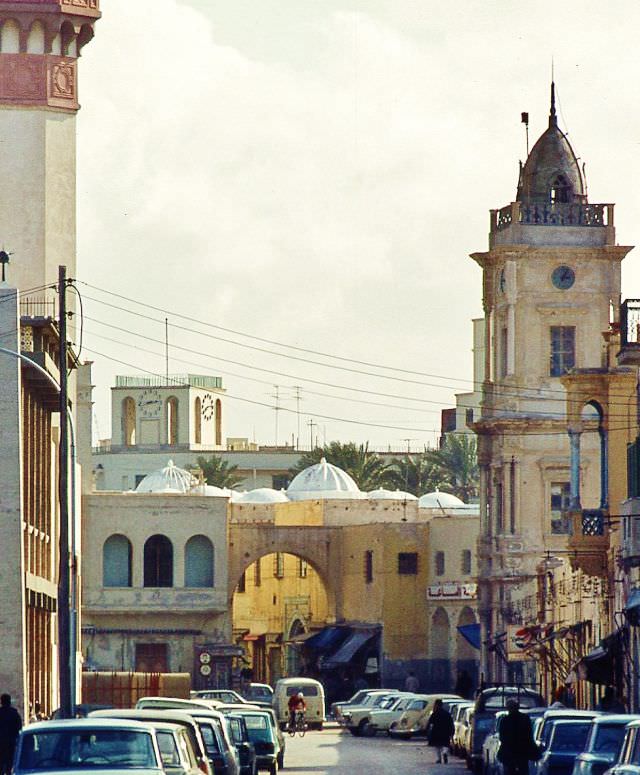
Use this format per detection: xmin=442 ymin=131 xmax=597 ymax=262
xmin=273 ymin=677 xmax=325 ymax=730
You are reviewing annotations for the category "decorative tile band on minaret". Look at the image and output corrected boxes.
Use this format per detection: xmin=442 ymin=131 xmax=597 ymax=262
xmin=0 ymin=0 xmax=100 ymax=112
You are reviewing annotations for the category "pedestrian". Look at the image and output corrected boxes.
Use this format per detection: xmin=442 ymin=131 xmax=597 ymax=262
xmin=498 ymin=699 xmax=538 ymax=775
xmin=596 ymin=686 xmax=625 ymax=712
xmin=404 ymin=670 xmax=420 ymax=693
xmin=455 ymin=669 xmax=473 ymax=699
xmin=0 ymin=694 xmax=22 ymax=775
xmin=425 ymin=698 xmax=455 ymax=764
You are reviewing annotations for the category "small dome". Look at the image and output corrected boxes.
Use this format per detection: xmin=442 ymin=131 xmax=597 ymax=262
xmin=233 ymin=488 xmax=289 ymax=504
xmin=517 ymin=83 xmax=584 ymax=205
xmin=287 ymin=457 xmax=363 ymax=501
xmin=190 ymin=483 xmax=232 ymax=498
xmin=418 ymin=489 xmax=465 ymax=509
xmin=135 ymin=460 xmax=197 ymax=494
xmin=368 ymin=488 xmax=417 ymax=501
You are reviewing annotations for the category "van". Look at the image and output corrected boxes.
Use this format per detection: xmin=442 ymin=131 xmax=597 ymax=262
xmin=388 ymin=693 xmax=462 ymax=740
xmin=273 ymin=677 xmax=325 ymax=730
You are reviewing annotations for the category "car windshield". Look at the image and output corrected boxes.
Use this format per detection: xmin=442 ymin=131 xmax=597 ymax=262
xmin=483 ymin=693 xmax=542 ymax=709
xmin=475 ymin=717 xmax=495 ymax=733
xmin=378 ymin=697 xmax=397 ymax=710
xmin=18 ymin=729 xmax=158 ymax=771
xmin=155 ymin=732 xmax=180 ymax=768
xmin=407 ymin=700 xmax=427 ymax=711
xmin=347 ymin=691 xmax=368 ymax=705
xmin=550 ymin=723 xmax=591 ymax=753
xmin=593 ymin=725 xmax=627 ymax=755
xmin=242 ymin=716 xmax=273 ymax=744
xmin=197 ymin=723 xmax=220 ymax=755
xmin=392 ymin=699 xmax=411 ymax=711
xmin=285 ymin=686 xmax=319 ymax=697
xmin=247 ymin=687 xmax=271 ymax=700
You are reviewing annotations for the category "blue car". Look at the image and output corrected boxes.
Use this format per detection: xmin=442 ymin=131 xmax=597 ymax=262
xmin=538 ymin=719 xmax=592 ymax=775
xmin=573 ymin=716 xmax=639 ymax=775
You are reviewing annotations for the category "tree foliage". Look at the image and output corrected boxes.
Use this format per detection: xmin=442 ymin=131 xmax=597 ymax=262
xmin=195 ymin=455 xmax=244 ymax=490
xmin=426 ymin=433 xmax=479 ymax=502
xmin=384 ymin=454 xmax=442 ymax=496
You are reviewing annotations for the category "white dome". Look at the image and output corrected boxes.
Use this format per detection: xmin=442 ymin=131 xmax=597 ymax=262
xmin=287 ymin=458 xmax=363 ymax=501
xmin=190 ymin=483 xmax=232 ymax=498
xmin=368 ymin=488 xmax=417 ymax=501
xmin=233 ymin=488 xmax=289 ymax=504
xmin=418 ymin=489 xmax=465 ymax=509
xmin=135 ymin=460 xmax=198 ymax=494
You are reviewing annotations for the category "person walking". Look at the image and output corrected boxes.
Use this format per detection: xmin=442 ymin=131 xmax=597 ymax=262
xmin=0 ymin=694 xmax=22 ymax=775
xmin=426 ymin=698 xmax=455 ymax=764
xmin=498 ymin=699 xmax=538 ymax=775
xmin=404 ymin=671 xmax=420 ymax=693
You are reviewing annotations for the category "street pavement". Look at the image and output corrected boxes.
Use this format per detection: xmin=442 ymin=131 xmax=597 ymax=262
xmin=282 ymin=725 xmax=468 ymax=774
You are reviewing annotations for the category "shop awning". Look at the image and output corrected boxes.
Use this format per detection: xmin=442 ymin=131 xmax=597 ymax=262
xmin=303 ymin=626 xmax=347 ymax=652
xmin=625 ymin=589 xmax=640 ymax=625
xmin=457 ymin=623 xmax=481 ymax=650
xmin=322 ymin=629 xmax=377 ymax=667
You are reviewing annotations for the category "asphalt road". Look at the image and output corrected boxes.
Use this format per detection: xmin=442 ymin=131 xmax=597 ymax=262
xmin=281 ymin=726 xmax=468 ymax=774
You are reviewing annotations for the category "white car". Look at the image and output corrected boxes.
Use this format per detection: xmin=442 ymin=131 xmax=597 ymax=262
xmin=363 ymin=695 xmax=417 ymax=736
xmin=343 ymin=693 xmax=404 ymax=736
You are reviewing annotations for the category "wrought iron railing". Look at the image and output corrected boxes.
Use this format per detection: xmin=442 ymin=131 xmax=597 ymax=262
xmin=114 ymin=374 xmax=223 ymax=389
xmin=581 ymin=509 xmax=605 ymax=537
xmin=493 ymin=202 xmax=613 ymax=232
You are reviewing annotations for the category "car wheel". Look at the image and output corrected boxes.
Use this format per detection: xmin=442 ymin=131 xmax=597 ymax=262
xmin=349 ymin=727 xmax=361 ymax=737
xmin=362 ymin=721 xmax=376 ymax=738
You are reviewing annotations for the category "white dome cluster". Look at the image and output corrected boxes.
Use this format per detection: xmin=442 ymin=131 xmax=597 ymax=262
xmin=135 ymin=460 xmax=198 ymax=494
xmin=286 ymin=458 xmax=364 ymax=501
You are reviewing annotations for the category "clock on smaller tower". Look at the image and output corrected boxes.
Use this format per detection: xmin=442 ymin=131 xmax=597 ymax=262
xmin=138 ymin=389 xmax=162 ymax=419
xmin=202 ymin=394 xmax=215 ymax=421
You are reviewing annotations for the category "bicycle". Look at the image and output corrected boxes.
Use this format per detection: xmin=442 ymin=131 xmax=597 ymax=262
xmin=288 ymin=710 xmax=307 ymax=737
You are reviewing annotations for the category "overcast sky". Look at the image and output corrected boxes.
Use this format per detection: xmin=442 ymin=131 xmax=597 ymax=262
xmin=76 ymin=0 xmax=640 ymax=451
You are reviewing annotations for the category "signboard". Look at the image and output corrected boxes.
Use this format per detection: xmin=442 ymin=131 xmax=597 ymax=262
xmin=506 ymin=625 xmax=535 ymax=661
xmin=427 ymin=583 xmax=477 ymax=600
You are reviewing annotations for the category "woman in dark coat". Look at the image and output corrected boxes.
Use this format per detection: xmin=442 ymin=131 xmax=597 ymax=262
xmin=426 ymin=699 xmax=455 ymax=764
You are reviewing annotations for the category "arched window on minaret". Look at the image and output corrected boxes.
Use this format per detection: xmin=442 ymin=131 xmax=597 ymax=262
xmin=27 ymin=21 xmax=45 ymax=54
xmin=215 ymin=399 xmax=222 ymax=446
xmin=166 ymin=396 xmax=179 ymax=445
xmin=194 ymin=397 xmax=202 ymax=444
xmin=122 ymin=397 xmax=136 ymax=447
xmin=1 ymin=20 xmax=21 ymax=54
xmin=549 ymin=174 xmax=570 ymax=204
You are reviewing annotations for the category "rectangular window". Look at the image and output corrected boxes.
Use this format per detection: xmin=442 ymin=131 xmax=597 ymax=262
xmin=461 ymin=549 xmax=472 ymax=575
xmin=254 ymin=559 xmax=261 ymax=587
xmin=135 ymin=474 xmax=146 ymax=488
xmin=273 ymin=553 xmax=284 ymax=579
xmin=364 ymin=550 xmax=373 ymax=584
xmin=237 ymin=571 xmax=246 ymax=593
xmin=550 ymin=482 xmax=571 ymax=534
xmin=435 ymin=551 xmax=445 ymax=576
xmin=398 ymin=552 xmax=418 ymax=575
xmin=272 ymin=474 xmax=289 ymax=490
xmin=298 ymin=558 xmax=308 ymax=578
xmin=500 ymin=326 xmax=508 ymax=378
xmin=465 ymin=408 xmax=474 ymax=426
xmin=495 ymin=481 xmax=504 ymax=534
xmin=550 ymin=326 xmax=576 ymax=377
xmin=135 ymin=643 xmax=168 ymax=673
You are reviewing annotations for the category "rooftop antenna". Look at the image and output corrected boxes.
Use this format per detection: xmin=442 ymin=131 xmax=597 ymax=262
xmin=164 ymin=317 xmax=169 ymax=384
xmin=0 ymin=249 xmax=11 ymax=282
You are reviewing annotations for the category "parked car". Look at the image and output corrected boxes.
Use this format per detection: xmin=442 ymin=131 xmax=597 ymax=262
xmin=153 ymin=722 xmax=203 ymax=775
xmin=273 ymin=677 xmax=325 ymax=730
xmin=573 ymin=716 xmax=639 ymax=775
xmin=243 ymin=684 xmax=274 ymax=708
xmin=482 ymin=708 xmax=546 ymax=775
xmin=217 ymin=706 xmax=285 ymax=770
xmin=536 ymin=710 xmax=602 ymax=748
xmin=229 ymin=711 xmax=280 ymax=775
xmin=224 ymin=715 xmax=257 ymax=775
xmin=332 ymin=689 xmax=398 ymax=724
xmin=191 ymin=712 xmax=241 ymax=775
xmin=366 ymin=695 xmax=419 ymax=736
xmin=136 ymin=697 xmax=222 ymax=712
xmin=15 ymin=718 xmax=165 ymax=775
xmin=330 ymin=689 xmax=375 ymax=721
xmin=468 ymin=687 xmax=546 ymax=773
xmin=193 ymin=691 xmax=248 ymax=705
xmin=606 ymin=719 xmax=640 ymax=775
xmin=90 ymin=708 xmax=216 ymax=775
xmin=453 ymin=702 xmax=474 ymax=756
xmin=389 ymin=694 xmax=462 ymax=740
xmin=342 ymin=693 xmax=411 ymax=737
xmin=538 ymin=719 xmax=593 ymax=775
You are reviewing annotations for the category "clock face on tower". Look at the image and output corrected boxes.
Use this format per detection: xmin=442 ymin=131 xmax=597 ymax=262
xmin=202 ymin=393 xmax=215 ymax=421
xmin=551 ymin=265 xmax=575 ymax=290
xmin=137 ymin=389 xmax=162 ymax=418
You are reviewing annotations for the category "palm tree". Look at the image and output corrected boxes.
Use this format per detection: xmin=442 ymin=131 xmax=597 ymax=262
xmin=427 ymin=434 xmax=479 ymax=502
xmin=288 ymin=441 xmax=389 ymax=491
xmin=384 ymin=454 xmax=442 ymax=497
xmin=195 ymin=455 xmax=244 ymax=490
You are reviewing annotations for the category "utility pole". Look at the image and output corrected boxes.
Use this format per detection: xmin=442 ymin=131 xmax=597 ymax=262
xmin=272 ymin=385 xmax=280 ymax=447
xmin=57 ymin=265 xmax=71 ymax=719
xmin=293 ymin=386 xmax=302 ymax=449
xmin=307 ymin=419 xmax=317 ymax=451
xmin=165 ymin=318 xmax=169 ymax=384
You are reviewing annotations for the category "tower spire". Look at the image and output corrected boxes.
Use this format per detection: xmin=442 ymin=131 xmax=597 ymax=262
xmin=549 ymin=80 xmax=557 ymax=127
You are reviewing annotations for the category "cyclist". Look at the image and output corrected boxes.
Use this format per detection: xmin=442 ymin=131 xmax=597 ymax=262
xmin=288 ymin=691 xmax=306 ymax=730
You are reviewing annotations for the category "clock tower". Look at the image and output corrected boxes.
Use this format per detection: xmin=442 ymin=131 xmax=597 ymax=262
xmin=471 ymin=84 xmax=633 ymax=680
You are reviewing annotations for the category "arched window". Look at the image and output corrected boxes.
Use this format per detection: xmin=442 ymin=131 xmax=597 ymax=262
xmin=431 ymin=607 xmax=450 ymax=660
xmin=550 ymin=174 xmax=570 ymax=204
xmin=27 ymin=21 xmax=45 ymax=54
xmin=122 ymin=397 xmax=136 ymax=447
xmin=1 ymin=20 xmax=20 ymax=53
xmin=194 ymin=398 xmax=202 ymax=444
xmin=144 ymin=535 xmax=173 ymax=587
xmin=103 ymin=534 xmax=132 ymax=587
xmin=184 ymin=535 xmax=214 ymax=587
xmin=166 ymin=397 xmax=179 ymax=445
xmin=215 ymin=399 xmax=222 ymax=446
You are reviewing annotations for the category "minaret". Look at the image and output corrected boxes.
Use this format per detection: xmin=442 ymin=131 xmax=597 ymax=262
xmin=0 ymin=1 xmax=100 ymax=293
xmin=471 ymin=84 xmax=632 ymax=684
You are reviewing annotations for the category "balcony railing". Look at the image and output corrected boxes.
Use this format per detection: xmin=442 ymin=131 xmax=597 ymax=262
xmin=568 ymin=509 xmax=609 ymax=577
xmin=492 ymin=202 xmax=614 ymax=233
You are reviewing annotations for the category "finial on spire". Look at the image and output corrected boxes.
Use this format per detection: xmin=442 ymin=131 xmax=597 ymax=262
xmin=549 ymin=80 xmax=557 ymax=127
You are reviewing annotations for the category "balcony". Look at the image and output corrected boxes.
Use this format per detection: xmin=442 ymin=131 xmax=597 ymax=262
xmin=621 ymin=498 xmax=640 ymax=568
xmin=567 ymin=509 xmax=610 ymax=577
xmin=618 ymin=299 xmax=640 ymax=365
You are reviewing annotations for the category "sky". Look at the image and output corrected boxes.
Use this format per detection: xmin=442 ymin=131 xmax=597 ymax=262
xmin=76 ymin=0 xmax=640 ymax=451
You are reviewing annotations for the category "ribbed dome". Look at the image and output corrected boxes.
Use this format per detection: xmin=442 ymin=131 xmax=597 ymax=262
xmin=368 ymin=488 xmax=417 ymax=501
xmin=232 ymin=488 xmax=289 ymax=504
xmin=517 ymin=83 xmax=584 ymax=205
xmin=135 ymin=460 xmax=198 ymax=494
xmin=418 ymin=489 xmax=465 ymax=509
xmin=287 ymin=458 xmax=363 ymax=501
